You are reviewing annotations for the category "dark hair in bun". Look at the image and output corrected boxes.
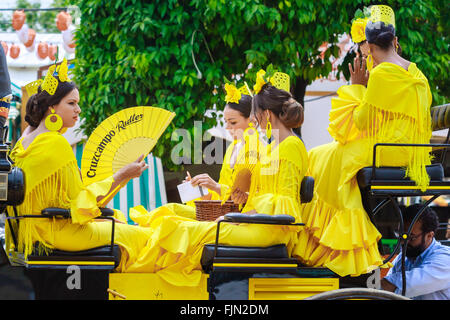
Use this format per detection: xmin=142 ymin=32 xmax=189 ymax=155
xmin=365 ymin=21 xmax=396 ymax=50
xmin=226 ymin=94 xmax=252 ymax=118
xmin=252 ymin=83 xmax=304 ymax=129
xmin=25 ymin=80 xmax=77 ymax=127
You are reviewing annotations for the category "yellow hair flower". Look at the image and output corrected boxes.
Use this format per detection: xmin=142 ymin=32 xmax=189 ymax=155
xmin=351 ymin=17 xmax=368 ymax=43
xmin=56 ymin=58 xmax=70 ymax=82
xmin=253 ymin=69 xmax=267 ymax=94
xmin=224 ymin=83 xmax=241 ymax=104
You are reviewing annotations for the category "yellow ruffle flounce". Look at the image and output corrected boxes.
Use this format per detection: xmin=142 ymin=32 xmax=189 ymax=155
xmin=293 ymin=197 xmax=383 ymax=277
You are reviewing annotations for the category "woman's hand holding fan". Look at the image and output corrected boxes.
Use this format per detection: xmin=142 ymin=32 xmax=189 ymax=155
xmin=96 ymin=154 xmax=148 ymax=204
xmin=114 ymin=154 xmax=148 ymax=183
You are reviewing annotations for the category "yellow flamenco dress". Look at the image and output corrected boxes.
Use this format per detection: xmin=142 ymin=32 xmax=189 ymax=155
xmin=293 ymin=62 xmax=433 ymax=277
xmin=5 ymin=131 xmax=153 ymax=272
xmin=128 ymin=135 xmax=308 ymax=287
xmin=146 ymin=138 xmax=255 ymax=220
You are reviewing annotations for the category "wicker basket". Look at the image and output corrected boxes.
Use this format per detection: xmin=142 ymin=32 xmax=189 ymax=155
xmin=194 ymin=200 xmax=241 ymax=221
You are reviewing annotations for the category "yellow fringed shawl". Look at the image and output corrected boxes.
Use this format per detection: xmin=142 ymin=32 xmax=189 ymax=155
xmin=329 ymin=62 xmax=433 ymax=190
xmin=6 ymin=132 xmax=115 ymax=257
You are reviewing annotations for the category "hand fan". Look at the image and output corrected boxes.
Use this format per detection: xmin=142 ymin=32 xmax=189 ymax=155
xmin=227 ymin=124 xmax=261 ymax=199
xmin=80 ymin=106 xmax=175 ymax=203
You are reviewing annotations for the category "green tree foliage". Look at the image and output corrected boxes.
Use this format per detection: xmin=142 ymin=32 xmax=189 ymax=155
xmin=73 ymin=0 xmax=448 ymax=171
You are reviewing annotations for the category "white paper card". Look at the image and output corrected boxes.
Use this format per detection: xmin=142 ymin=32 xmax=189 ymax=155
xmin=177 ymin=181 xmax=209 ymax=203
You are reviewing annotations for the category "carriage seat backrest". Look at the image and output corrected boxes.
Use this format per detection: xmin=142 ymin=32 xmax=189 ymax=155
xmin=300 ymin=176 xmax=314 ymax=203
xmin=431 ymin=103 xmax=450 ymax=132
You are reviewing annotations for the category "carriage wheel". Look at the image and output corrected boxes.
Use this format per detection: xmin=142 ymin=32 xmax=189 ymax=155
xmin=305 ymin=288 xmax=410 ymax=300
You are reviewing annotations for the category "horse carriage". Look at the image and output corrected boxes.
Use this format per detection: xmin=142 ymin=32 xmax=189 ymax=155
xmin=0 ymin=104 xmax=449 ymax=301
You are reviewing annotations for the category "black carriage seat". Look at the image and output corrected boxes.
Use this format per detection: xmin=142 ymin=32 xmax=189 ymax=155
xmin=357 ymin=163 xmax=446 ymax=196
xmin=357 ymin=156 xmax=450 ymax=236
xmin=25 ymin=207 xmax=121 ymax=269
xmin=201 ymin=244 xmax=291 ymax=273
xmin=28 ymin=243 xmax=122 ymax=268
xmin=200 ymin=175 xmax=314 ymax=274
xmin=200 ymin=176 xmax=314 ymax=273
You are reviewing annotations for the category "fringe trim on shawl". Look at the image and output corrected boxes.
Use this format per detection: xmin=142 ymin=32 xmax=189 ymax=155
xmin=366 ymin=104 xmax=432 ymax=191
xmin=5 ymin=160 xmax=78 ymax=258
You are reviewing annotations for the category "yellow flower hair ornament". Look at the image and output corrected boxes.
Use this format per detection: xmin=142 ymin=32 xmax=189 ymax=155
xmin=56 ymin=58 xmax=71 ymax=82
xmin=41 ymin=58 xmax=71 ymax=95
xmin=253 ymin=69 xmax=267 ymax=95
xmin=351 ymin=17 xmax=368 ymax=43
xmin=224 ymin=83 xmax=242 ymax=104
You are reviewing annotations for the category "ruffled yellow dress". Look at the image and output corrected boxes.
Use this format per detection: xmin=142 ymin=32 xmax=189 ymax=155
xmin=128 ymin=135 xmax=308 ymax=286
xmin=147 ymin=139 xmax=255 ymax=220
xmin=5 ymin=131 xmax=153 ymax=272
xmin=293 ymin=62 xmax=433 ymax=277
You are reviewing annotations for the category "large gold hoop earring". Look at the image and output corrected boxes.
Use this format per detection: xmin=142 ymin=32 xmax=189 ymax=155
xmin=366 ymin=50 xmax=374 ymax=72
xmin=265 ymin=115 xmax=272 ymax=140
xmin=45 ymin=107 xmax=63 ymax=132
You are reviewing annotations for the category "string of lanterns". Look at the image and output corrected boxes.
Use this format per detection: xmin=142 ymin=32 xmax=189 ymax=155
xmin=1 ymin=9 xmax=76 ymax=60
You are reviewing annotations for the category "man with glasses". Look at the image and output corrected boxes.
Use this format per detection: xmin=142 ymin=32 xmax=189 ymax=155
xmin=381 ymin=204 xmax=450 ymax=299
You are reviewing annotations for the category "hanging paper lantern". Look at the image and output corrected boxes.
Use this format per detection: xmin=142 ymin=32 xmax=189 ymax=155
xmin=56 ymin=11 xmax=72 ymax=32
xmin=10 ymin=44 xmax=20 ymax=59
xmin=25 ymin=42 xmax=35 ymax=53
xmin=16 ymin=23 xmax=29 ymax=43
xmin=62 ymin=41 xmax=75 ymax=54
xmin=24 ymin=28 xmax=36 ymax=48
xmin=1 ymin=42 xmax=8 ymax=56
xmin=37 ymin=42 xmax=49 ymax=59
xmin=62 ymin=24 xmax=76 ymax=46
xmin=48 ymin=44 xmax=58 ymax=61
xmin=12 ymin=10 xmax=26 ymax=31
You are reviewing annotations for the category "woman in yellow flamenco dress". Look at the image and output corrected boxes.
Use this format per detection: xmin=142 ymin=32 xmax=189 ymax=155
xmin=5 ymin=63 xmax=153 ymax=272
xmin=148 ymin=83 xmax=257 ymax=220
xmin=128 ymin=74 xmax=309 ymax=287
xmin=293 ymin=5 xmax=433 ymax=277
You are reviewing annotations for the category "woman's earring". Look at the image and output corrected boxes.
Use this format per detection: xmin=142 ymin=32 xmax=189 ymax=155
xmin=45 ymin=107 xmax=63 ymax=132
xmin=366 ymin=49 xmax=374 ymax=72
xmin=265 ymin=115 xmax=272 ymax=140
